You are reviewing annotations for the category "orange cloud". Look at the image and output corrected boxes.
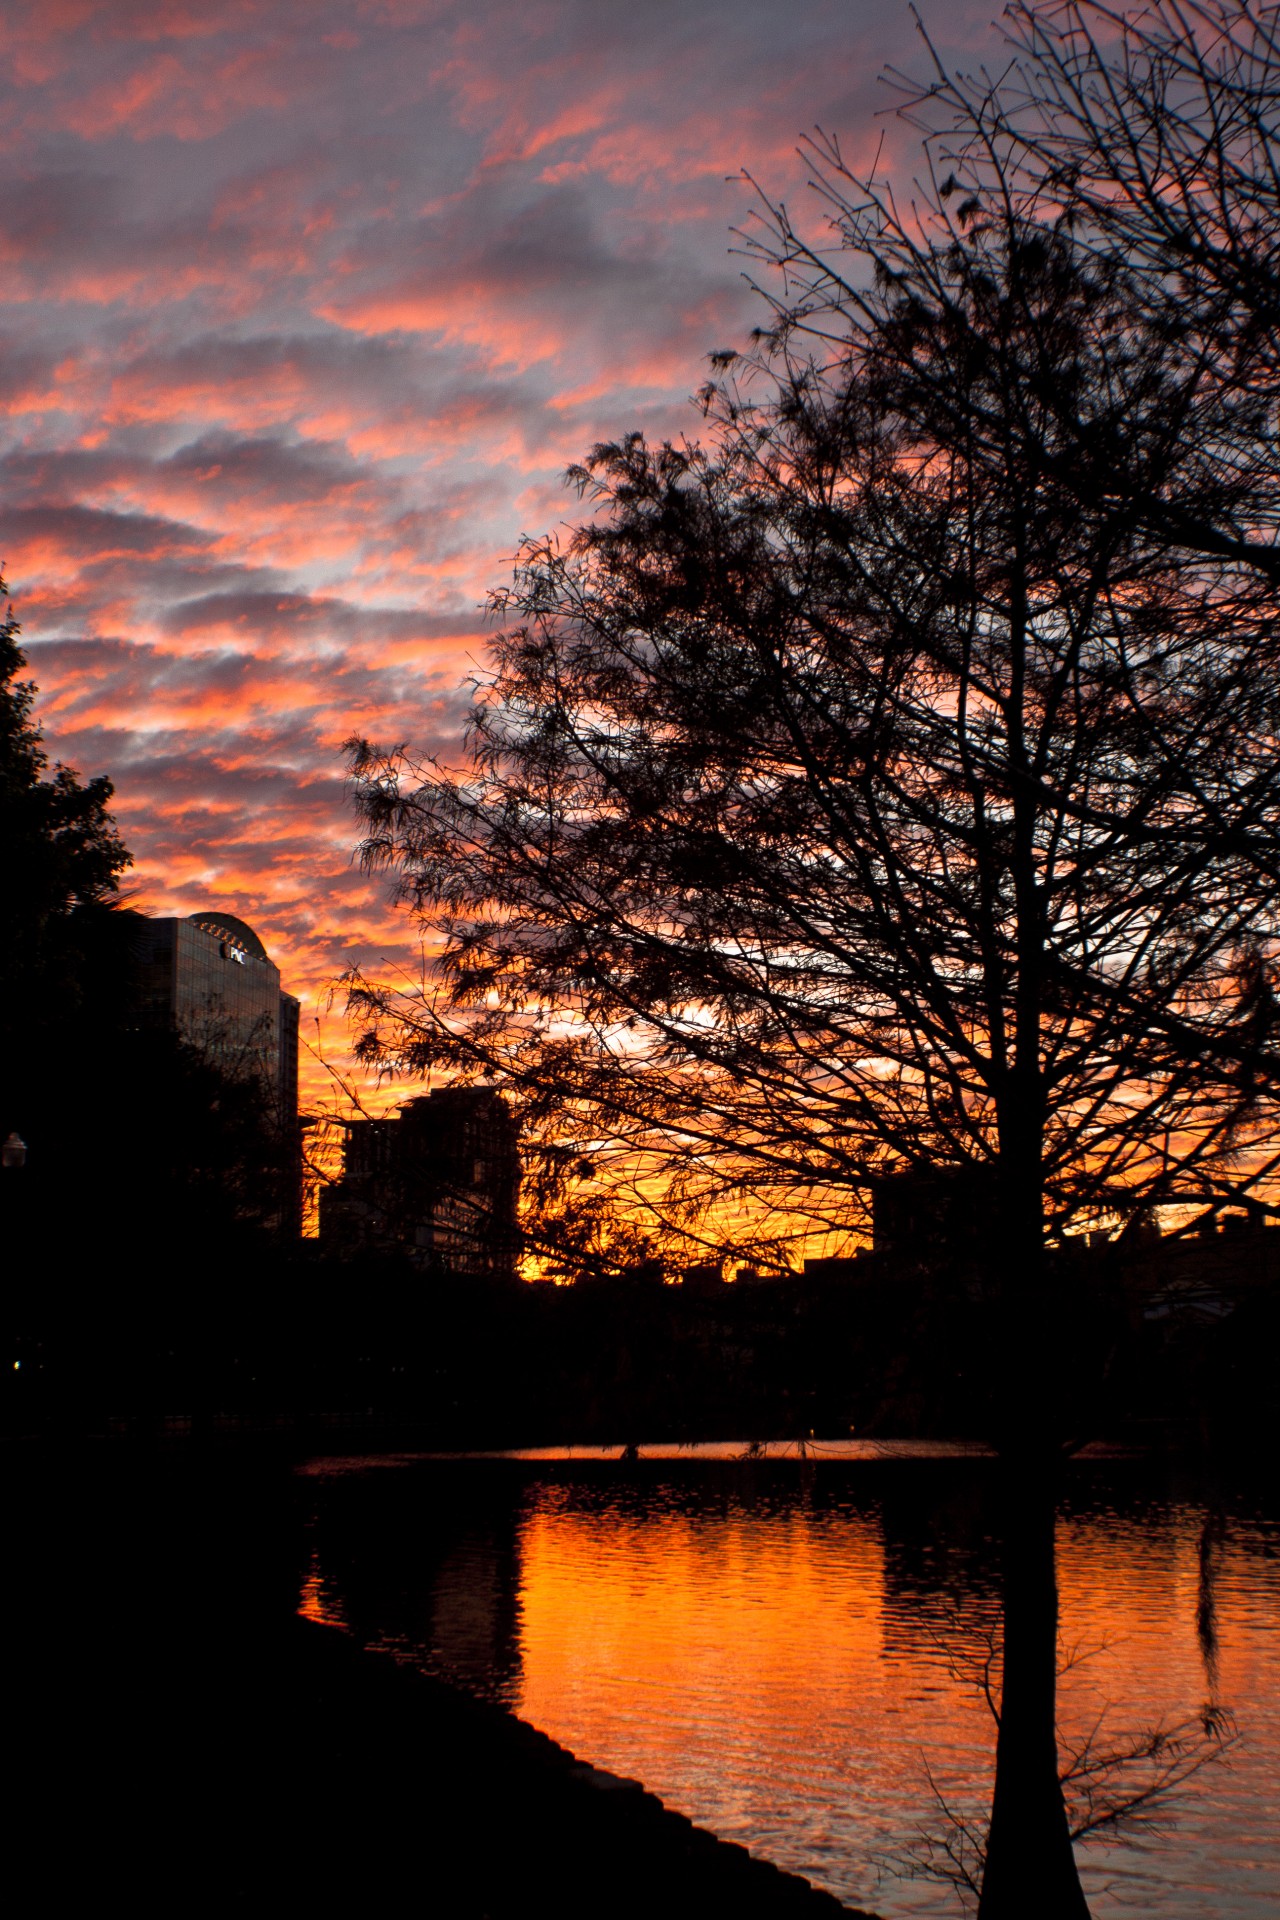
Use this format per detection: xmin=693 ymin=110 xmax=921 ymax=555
xmin=0 ymin=0 xmax=980 ymax=1125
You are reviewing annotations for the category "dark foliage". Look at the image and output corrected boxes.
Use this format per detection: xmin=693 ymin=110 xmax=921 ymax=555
xmin=0 ymin=584 xmax=130 ymax=1025
xmin=1 ymin=591 xmax=292 ymax=1410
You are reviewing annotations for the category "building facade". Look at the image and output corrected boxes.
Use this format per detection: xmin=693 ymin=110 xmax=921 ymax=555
xmin=133 ymin=911 xmax=299 ymax=1117
xmin=133 ymin=909 xmax=301 ymax=1233
xmin=320 ymin=1086 xmax=520 ymax=1278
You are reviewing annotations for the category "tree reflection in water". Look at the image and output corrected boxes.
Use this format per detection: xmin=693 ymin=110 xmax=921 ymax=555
xmin=884 ymin=1474 xmax=1240 ymax=1915
xmin=299 ymin=1458 xmax=1275 ymax=1916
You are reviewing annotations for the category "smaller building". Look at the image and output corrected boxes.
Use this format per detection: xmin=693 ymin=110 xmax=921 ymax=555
xmin=320 ymin=1087 xmax=520 ymax=1278
xmin=802 ymin=1254 xmax=867 ymax=1283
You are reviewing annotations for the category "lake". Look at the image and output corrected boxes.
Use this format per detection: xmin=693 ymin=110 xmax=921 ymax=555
xmin=295 ymin=1446 xmax=1280 ymax=1916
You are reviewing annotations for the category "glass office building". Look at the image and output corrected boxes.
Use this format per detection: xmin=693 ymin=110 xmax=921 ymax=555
xmin=133 ymin=909 xmax=299 ymax=1123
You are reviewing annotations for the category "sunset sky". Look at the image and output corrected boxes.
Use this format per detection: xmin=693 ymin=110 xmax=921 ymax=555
xmin=2 ymin=0 xmax=993 ymax=1105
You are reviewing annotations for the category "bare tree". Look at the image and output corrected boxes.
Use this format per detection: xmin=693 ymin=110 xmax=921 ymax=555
xmin=349 ymin=225 xmax=1280 ymax=1299
xmin=888 ymin=0 xmax=1280 ymax=760
xmin=345 ymin=15 xmax=1280 ymax=1912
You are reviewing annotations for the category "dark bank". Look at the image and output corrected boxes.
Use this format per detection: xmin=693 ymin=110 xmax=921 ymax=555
xmin=7 ymin=1441 xmax=876 ymax=1918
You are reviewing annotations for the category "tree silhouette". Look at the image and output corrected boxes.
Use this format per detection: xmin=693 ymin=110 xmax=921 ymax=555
xmin=345 ymin=14 xmax=1280 ymax=1912
xmin=348 ymin=243 xmax=1280 ymax=1288
xmin=899 ymin=0 xmax=1280 ymax=590
xmin=1 ymin=581 xmax=130 ymax=1041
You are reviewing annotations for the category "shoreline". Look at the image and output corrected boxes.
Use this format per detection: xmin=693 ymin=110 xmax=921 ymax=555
xmin=289 ymin=1615 xmax=877 ymax=1916
xmin=8 ymin=1441 xmax=877 ymax=1916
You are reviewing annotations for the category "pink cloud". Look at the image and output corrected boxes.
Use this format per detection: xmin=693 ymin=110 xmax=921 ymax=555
xmin=0 ymin=0 xmax=993 ymax=1114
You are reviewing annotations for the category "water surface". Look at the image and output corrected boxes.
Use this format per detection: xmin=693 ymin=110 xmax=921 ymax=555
xmin=297 ymin=1450 xmax=1279 ymax=1916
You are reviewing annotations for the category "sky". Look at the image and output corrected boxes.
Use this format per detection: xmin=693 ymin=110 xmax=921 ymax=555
xmin=0 ymin=0 xmax=996 ymax=1108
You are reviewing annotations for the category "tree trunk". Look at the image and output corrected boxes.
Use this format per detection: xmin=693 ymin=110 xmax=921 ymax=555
xmin=977 ymin=1457 xmax=1090 ymax=1920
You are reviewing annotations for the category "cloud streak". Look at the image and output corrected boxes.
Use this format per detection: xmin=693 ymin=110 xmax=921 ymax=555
xmin=0 ymin=0 xmax=996 ymax=1105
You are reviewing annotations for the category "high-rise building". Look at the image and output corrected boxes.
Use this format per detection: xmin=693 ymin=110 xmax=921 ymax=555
xmin=132 ymin=909 xmax=301 ymax=1232
xmin=320 ymin=1086 xmax=520 ymax=1277
xmin=133 ymin=911 xmax=298 ymax=1110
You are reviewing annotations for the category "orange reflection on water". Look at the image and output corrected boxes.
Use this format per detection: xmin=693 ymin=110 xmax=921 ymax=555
xmin=512 ymin=1495 xmax=996 ymax=1896
xmin=504 ymin=1490 xmax=1280 ymax=1916
xmin=1054 ymin=1509 xmax=1276 ymax=1751
xmin=519 ymin=1501 xmax=883 ymax=1721
xmin=298 ymin=1463 xmax=1280 ymax=1916
xmin=297 ymin=1548 xmax=345 ymax=1629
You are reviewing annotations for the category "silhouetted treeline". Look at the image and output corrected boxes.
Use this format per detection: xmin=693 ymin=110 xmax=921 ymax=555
xmin=7 ymin=1232 xmax=1275 ymax=1451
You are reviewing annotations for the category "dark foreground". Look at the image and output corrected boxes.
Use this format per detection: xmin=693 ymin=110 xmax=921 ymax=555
xmin=7 ymin=1442 xmax=868 ymax=1917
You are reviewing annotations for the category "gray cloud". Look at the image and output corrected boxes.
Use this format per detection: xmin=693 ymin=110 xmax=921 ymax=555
xmin=0 ymin=0 xmax=999 ymax=1064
